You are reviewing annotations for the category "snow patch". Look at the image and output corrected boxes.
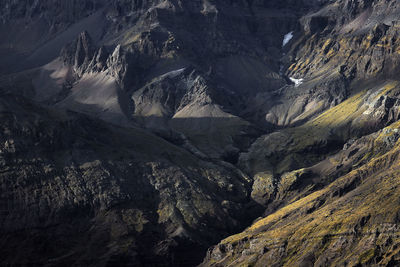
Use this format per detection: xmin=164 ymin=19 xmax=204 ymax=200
xmin=160 ymin=68 xmax=186 ymax=79
xmin=282 ymin=31 xmax=294 ymax=47
xmin=290 ymin=77 xmax=304 ymax=87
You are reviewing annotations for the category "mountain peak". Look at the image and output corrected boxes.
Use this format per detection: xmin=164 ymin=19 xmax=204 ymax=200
xmin=2 ymin=0 xmax=400 ymax=266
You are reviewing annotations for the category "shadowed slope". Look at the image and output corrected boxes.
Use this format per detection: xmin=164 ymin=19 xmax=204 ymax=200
xmin=202 ymin=119 xmax=400 ymax=266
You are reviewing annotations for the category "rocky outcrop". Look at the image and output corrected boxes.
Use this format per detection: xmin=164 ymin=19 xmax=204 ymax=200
xmin=0 ymin=91 xmax=260 ymax=266
xmin=203 ymin=119 xmax=400 ymax=267
xmin=3 ymin=0 xmax=400 ymax=266
xmin=202 ymin=122 xmax=400 ymax=266
xmin=61 ymin=31 xmax=102 ymax=77
xmin=240 ymin=81 xmax=400 ymax=210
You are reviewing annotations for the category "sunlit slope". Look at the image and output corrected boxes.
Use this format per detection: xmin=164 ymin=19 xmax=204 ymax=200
xmin=242 ymin=81 xmax=400 ymax=176
xmin=203 ymin=119 xmax=400 ymax=266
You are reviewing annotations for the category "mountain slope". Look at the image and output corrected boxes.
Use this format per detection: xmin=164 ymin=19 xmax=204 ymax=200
xmin=2 ymin=0 xmax=400 ymax=266
xmin=202 ymin=119 xmax=400 ymax=266
xmin=0 ymin=91 xmax=259 ymax=266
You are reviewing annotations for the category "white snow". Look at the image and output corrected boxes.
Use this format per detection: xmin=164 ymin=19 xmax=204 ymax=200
xmin=282 ymin=31 xmax=294 ymax=47
xmin=160 ymin=68 xmax=186 ymax=79
xmin=290 ymin=77 xmax=304 ymax=87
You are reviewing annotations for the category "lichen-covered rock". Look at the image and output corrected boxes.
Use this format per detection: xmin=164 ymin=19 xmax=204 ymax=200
xmin=251 ymin=172 xmax=276 ymax=205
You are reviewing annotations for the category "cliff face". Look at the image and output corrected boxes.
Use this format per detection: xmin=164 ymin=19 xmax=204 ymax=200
xmin=2 ymin=0 xmax=400 ymax=266
xmin=201 ymin=1 xmax=400 ymax=265
xmin=0 ymin=91 xmax=258 ymax=266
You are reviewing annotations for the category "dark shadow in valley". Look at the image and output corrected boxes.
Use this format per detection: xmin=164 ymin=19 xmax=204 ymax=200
xmin=0 ymin=95 xmax=266 ymax=266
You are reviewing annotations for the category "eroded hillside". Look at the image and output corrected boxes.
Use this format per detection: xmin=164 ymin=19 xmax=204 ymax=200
xmin=1 ymin=0 xmax=400 ymax=266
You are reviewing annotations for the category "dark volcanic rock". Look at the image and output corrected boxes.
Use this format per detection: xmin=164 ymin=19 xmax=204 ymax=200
xmin=3 ymin=0 xmax=400 ymax=266
xmin=61 ymin=31 xmax=97 ymax=76
xmin=0 ymin=92 xmax=258 ymax=266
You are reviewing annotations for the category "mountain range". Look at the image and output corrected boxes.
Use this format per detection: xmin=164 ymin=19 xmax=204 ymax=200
xmin=1 ymin=0 xmax=400 ymax=266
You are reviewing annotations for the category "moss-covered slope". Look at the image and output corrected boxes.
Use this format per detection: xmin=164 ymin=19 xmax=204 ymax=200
xmin=203 ymin=118 xmax=400 ymax=266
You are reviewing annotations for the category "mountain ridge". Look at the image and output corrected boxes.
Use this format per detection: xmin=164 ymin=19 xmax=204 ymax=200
xmin=2 ymin=0 xmax=400 ymax=266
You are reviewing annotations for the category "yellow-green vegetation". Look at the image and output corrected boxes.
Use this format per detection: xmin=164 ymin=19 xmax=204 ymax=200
xmin=285 ymin=81 xmax=399 ymax=152
xmin=362 ymin=34 xmax=375 ymax=50
xmin=292 ymin=100 xmax=325 ymax=123
xmin=288 ymin=24 xmax=400 ymax=82
xmin=375 ymin=121 xmax=400 ymax=144
xmin=321 ymin=38 xmax=332 ymax=51
xmin=210 ymin=134 xmax=400 ymax=266
xmin=246 ymin=80 xmax=400 ymax=184
xmin=251 ymin=171 xmax=275 ymax=204
xmin=359 ymin=248 xmax=376 ymax=264
xmin=308 ymin=90 xmax=365 ymax=127
xmin=279 ymin=168 xmax=307 ymax=194
xmin=286 ymin=89 xmax=367 ymax=151
xmin=377 ymin=81 xmax=398 ymax=97
xmin=122 ymin=30 xmax=141 ymax=45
